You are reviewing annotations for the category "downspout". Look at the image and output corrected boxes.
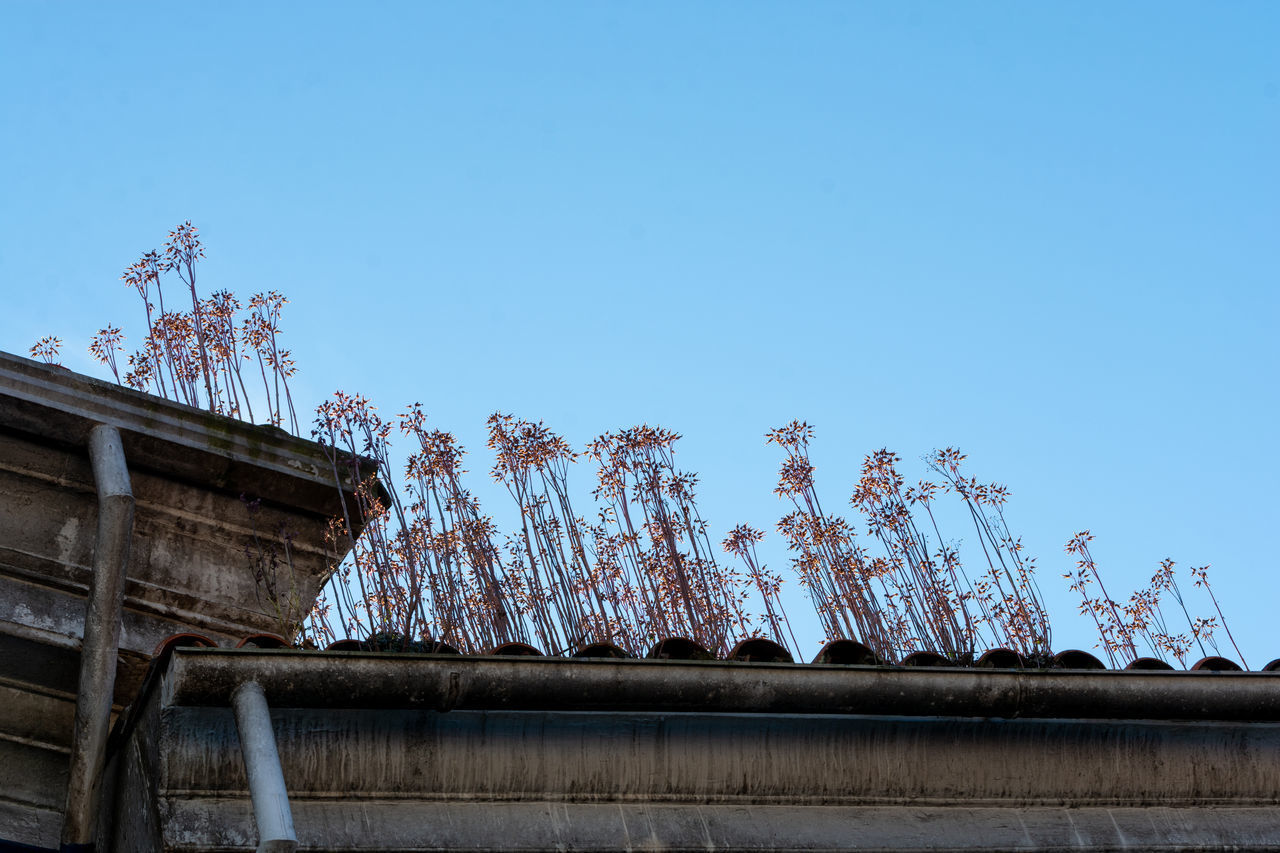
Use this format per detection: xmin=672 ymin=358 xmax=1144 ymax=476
xmin=231 ymin=681 xmax=298 ymax=852
xmin=61 ymin=424 xmax=134 ymax=853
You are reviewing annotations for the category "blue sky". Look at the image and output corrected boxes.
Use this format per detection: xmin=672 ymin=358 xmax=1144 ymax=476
xmin=2 ymin=3 xmax=1276 ymax=662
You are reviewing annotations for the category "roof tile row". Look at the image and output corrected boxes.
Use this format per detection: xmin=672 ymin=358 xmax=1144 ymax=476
xmin=150 ymin=633 xmax=1280 ymax=673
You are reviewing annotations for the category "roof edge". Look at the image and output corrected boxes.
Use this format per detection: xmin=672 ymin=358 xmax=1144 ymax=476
xmin=162 ymin=647 xmax=1280 ymax=722
xmin=0 ymin=350 xmax=366 ymax=515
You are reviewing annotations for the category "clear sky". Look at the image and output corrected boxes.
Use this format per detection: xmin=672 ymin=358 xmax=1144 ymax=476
xmin=2 ymin=2 xmax=1276 ymax=662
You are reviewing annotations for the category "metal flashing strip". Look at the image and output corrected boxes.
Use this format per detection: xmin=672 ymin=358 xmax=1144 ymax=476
xmin=162 ymin=647 xmax=1280 ymax=722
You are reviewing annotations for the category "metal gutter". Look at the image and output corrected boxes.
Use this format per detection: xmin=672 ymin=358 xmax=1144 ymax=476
xmin=60 ymin=425 xmax=134 ymax=852
xmin=164 ymin=647 xmax=1280 ymax=722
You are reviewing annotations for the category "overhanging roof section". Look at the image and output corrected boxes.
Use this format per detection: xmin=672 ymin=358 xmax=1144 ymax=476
xmin=163 ymin=647 xmax=1280 ymax=721
xmin=0 ymin=352 xmax=374 ymax=848
xmin=0 ymin=349 xmax=361 ymax=511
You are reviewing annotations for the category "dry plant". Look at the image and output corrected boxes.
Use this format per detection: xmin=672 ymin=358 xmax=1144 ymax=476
xmin=489 ymin=413 xmax=622 ymax=653
xmin=240 ymin=494 xmax=308 ymax=640
xmin=767 ymin=421 xmax=1051 ymax=663
xmin=68 ymin=221 xmax=302 ymax=431
xmin=309 ymin=394 xmax=528 ymax=652
xmin=40 ymin=227 xmax=1248 ymax=664
xmin=29 ymin=335 xmax=63 ymax=365
xmin=926 ymin=448 xmax=1052 ymax=659
xmin=305 ymin=408 xmax=1243 ymax=667
xmin=585 ymin=426 xmax=754 ymax=655
xmin=722 ymin=524 xmax=800 ymax=654
xmin=1064 ymin=532 xmax=1247 ymax=669
xmin=768 ymin=420 xmax=890 ymax=652
xmin=306 ymin=405 xmax=779 ymax=657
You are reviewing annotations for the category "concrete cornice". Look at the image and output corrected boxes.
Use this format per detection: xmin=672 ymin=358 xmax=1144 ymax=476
xmin=0 ymin=350 xmax=359 ymax=514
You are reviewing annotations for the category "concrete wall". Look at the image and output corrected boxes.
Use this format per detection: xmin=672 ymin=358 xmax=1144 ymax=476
xmin=0 ymin=352 xmax=360 ymax=848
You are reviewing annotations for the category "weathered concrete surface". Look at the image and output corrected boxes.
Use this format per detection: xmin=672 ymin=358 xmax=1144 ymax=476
xmin=158 ymin=707 xmax=1280 ymax=805
xmin=96 ymin=683 xmax=164 ymax=852
xmin=160 ymin=803 xmax=1280 ymax=852
xmin=0 ymin=415 xmax=342 ymax=652
xmin=0 ymin=351 xmax=363 ymax=847
xmin=100 ymin=649 xmax=1280 ymax=851
xmin=0 ymin=736 xmax=67 ymax=841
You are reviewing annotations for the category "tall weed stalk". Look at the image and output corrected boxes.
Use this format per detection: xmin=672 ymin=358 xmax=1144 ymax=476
xmin=39 ymin=225 xmax=1247 ymax=666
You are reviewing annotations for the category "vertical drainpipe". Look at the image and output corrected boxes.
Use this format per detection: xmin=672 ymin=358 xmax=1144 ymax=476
xmin=61 ymin=424 xmax=134 ymax=852
xmin=231 ymin=681 xmax=298 ymax=852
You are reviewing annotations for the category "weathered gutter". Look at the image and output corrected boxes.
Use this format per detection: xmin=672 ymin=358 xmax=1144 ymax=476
xmin=61 ymin=425 xmax=134 ymax=852
xmin=163 ymin=647 xmax=1280 ymax=721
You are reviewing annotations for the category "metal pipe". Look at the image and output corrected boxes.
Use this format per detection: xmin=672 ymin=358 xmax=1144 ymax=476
xmin=165 ymin=649 xmax=1280 ymax=722
xmin=61 ymin=424 xmax=134 ymax=851
xmin=231 ymin=680 xmax=298 ymax=853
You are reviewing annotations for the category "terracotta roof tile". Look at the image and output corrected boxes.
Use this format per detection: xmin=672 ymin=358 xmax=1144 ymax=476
xmin=147 ymin=631 xmax=1274 ymax=672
